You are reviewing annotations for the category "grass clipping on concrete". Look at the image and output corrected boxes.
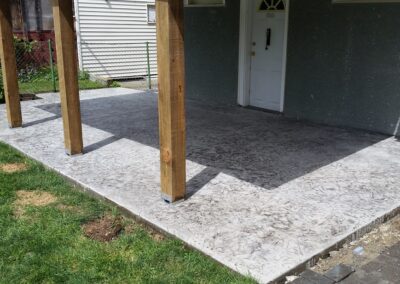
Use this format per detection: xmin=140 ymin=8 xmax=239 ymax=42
xmin=0 ymin=142 xmax=254 ymax=283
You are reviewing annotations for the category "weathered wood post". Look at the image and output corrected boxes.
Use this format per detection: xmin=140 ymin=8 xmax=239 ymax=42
xmin=0 ymin=0 xmax=22 ymax=128
xmin=52 ymin=0 xmax=83 ymax=155
xmin=156 ymin=0 xmax=186 ymax=202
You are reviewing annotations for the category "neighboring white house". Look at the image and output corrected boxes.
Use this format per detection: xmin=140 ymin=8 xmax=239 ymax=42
xmin=74 ymin=0 xmax=157 ymax=80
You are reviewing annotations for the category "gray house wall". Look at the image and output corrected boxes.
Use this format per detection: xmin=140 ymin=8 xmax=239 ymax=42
xmin=285 ymin=0 xmax=400 ymax=136
xmin=184 ymin=0 xmax=240 ymax=105
xmin=184 ymin=0 xmax=400 ymax=136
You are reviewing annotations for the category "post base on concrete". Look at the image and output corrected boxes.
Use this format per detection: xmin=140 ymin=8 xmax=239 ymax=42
xmin=161 ymin=193 xmax=185 ymax=204
xmin=9 ymin=123 xmax=22 ymax=129
xmin=65 ymin=149 xmax=83 ymax=157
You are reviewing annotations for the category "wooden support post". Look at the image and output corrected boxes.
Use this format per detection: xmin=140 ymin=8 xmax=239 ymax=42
xmin=0 ymin=0 xmax=22 ymax=128
xmin=156 ymin=0 xmax=186 ymax=202
xmin=52 ymin=0 xmax=83 ymax=155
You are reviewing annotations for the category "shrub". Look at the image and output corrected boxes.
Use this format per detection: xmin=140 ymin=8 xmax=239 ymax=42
xmin=14 ymin=36 xmax=37 ymax=55
xmin=14 ymin=36 xmax=41 ymax=83
xmin=0 ymin=37 xmax=39 ymax=103
xmin=79 ymin=70 xmax=90 ymax=81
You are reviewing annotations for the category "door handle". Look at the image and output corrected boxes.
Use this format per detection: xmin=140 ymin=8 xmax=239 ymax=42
xmin=266 ymin=28 xmax=271 ymax=50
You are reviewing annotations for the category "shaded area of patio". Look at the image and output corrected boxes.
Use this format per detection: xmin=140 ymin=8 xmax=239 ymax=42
xmin=37 ymin=91 xmax=384 ymax=192
xmin=1 ymin=88 xmax=400 ymax=283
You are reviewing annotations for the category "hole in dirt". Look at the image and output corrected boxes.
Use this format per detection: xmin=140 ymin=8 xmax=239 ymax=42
xmin=0 ymin=163 xmax=27 ymax=173
xmin=82 ymin=215 xmax=124 ymax=242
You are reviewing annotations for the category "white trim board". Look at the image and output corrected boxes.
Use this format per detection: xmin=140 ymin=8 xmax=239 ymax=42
xmin=237 ymin=0 xmax=290 ymax=113
xmin=73 ymin=0 xmax=84 ymax=71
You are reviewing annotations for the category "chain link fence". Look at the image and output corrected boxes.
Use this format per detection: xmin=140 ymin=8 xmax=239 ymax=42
xmin=14 ymin=39 xmax=113 ymax=96
xmin=0 ymin=38 xmax=157 ymax=103
xmin=15 ymin=39 xmax=58 ymax=96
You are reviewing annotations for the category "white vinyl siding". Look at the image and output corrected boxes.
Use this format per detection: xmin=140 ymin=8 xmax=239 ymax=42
xmin=75 ymin=0 xmax=157 ymax=79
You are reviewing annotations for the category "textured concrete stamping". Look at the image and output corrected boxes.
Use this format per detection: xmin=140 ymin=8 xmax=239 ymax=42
xmin=1 ymin=88 xmax=400 ymax=283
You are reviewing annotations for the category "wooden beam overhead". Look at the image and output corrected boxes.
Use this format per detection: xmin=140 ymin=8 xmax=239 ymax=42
xmin=0 ymin=0 xmax=22 ymax=128
xmin=52 ymin=0 xmax=83 ymax=155
xmin=156 ymin=0 xmax=186 ymax=202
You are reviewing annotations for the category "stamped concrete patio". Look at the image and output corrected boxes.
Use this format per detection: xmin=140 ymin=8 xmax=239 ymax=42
xmin=1 ymin=88 xmax=400 ymax=283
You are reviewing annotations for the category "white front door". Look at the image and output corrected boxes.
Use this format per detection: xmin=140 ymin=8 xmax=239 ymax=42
xmin=249 ymin=0 xmax=287 ymax=112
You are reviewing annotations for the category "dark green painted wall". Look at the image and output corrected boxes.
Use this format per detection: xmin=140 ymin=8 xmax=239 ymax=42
xmin=285 ymin=0 xmax=400 ymax=135
xmin=184 ymin=0 xmax=400 ymax=135
xmin=184 ymin=0 xmax=240 ymax=105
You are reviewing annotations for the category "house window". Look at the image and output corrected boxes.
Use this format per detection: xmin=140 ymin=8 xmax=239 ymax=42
xmin=184 ymin=0 xmax=225 ymax=7
xmin=147 ymin=5 xmax=156 ymax=24
xmin=259 ymin=0 xmax=285 ymax=11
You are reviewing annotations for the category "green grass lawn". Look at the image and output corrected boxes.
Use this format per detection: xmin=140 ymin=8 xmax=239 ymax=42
xmin=1 ymin=78 xmax=113 ymax=103
xmin=19 ymin=79 xmax=106 ymax=95
xmin=2 ymin=67 xmax=119 ymax=103
xmin=0 ymin=142 xmax=254 ymax=283
xmin=17 ymin=68 xmax=112 ymax=95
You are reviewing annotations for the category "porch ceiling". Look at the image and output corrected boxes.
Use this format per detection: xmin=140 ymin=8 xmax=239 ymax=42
xmin=1 ymin=88 xmax=400 ymax=283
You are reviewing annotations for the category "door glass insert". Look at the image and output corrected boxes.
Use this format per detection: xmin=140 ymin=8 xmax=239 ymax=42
xmin=259 ymin=0 xmax=285 ymax=11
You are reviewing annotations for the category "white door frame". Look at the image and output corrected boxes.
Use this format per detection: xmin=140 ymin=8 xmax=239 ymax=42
xmin=237 ymin=0 xmax=290 ymax=112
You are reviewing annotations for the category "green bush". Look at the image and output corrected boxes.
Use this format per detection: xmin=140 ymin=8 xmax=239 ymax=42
xmin=78 ymin=70 xmax=90 ymax=80
xmin=14 ymin=36 xmax=37 ymax=54
xmin=14 ymin=37 xmax=41 ymax=83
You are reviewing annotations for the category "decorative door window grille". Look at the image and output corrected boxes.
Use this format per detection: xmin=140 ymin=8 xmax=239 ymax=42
xmin=259 ymin=0 xmax=285 ymax=11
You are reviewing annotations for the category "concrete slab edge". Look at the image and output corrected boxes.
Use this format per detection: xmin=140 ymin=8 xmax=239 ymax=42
xmin=2 ymin=139 xmax=400 ymax=284
xmin=275 ymin=206 xmax=400 ymax=283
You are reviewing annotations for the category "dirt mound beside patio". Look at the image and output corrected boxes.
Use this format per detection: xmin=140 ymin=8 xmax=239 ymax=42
xmin=83 ymin=215 xmax=123 ymax=242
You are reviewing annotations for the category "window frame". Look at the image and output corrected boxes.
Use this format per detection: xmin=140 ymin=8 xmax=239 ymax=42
xmin=147 ymin=4 xmax=156 ymax=24
xmin=184 ymin=0 xmax=226 ymax=7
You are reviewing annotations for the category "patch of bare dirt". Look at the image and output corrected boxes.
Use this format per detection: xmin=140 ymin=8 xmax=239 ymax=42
xmin=0 ymin=163 xmax=27 ymax=173
xmin=150 ymin=230 xmax=165 ymax=242
xmin=83 ymin=215 xmax=124 ymax=242
xmin=13 ymin=190 xmax=58 ymax=217
xmin=312 ymin=215 xmax=400 ymax=274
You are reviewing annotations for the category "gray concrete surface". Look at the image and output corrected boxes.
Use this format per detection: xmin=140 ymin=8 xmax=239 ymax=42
xmin=1 ymin=88 xmax=400 ymax=283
